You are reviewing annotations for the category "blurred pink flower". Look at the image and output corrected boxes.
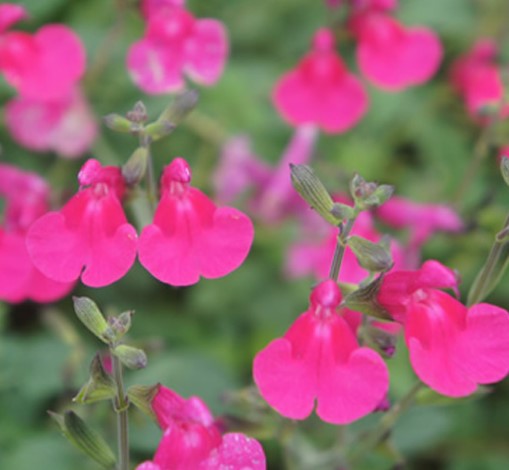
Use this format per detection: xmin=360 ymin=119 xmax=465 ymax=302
xmin=450 ymin=39 xmax=509 ymax=120
xmin=254 ymin=280 xmax=389 ymax=424
xmin=0 ymin=24 xmax=86 ymax=100
xmin=5 ymin=87 xmax=97 ymax=158
xmin=128 ymin=1 xmax=228 ymax=94
xmin=378 ymin=260 xmax=509 ymax=396
xmin=273 ymin=28 xmax=368 ymax=133
xmin=0 ymin=164 xmax=75 ymax=303
xmin=376 ymin=195 xmax=463 ymax=267
xmin=139 ymin=158 xmax=254 ymax=286
xmin=348 ymin=2 xmax=442 ymax=90
xmin=136 ymin=385 xmax=266 ymax=470
xmin=26 ymin=160 xmax=138 ymax=288
xmin=0 ymin=3 xmax=27 ymax=33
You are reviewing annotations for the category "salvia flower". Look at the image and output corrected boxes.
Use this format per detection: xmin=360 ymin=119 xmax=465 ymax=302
xmin=26 ymin=160 xmax=138 ymax=288
xmin=0 ymin=164 xmax=75 ymax=303
xmin=254 ymin=280 xmax=389 ymax=424
xmin=273 ymin=28 xmax=368 ymax=133
xmin=348 ymin=0 xmax=442 ymax=90
xmin=139 ymin=157 xmax=254 ymax=286
xmin=127 ymin=0 xmax=228 ymax=94
xmin=378 ymin=260 xmax=509 ymax=396
xmin=136 ymin=385 xmax=266 ymax=470
xmin=450 ymin=39 xmax=509 ymax=121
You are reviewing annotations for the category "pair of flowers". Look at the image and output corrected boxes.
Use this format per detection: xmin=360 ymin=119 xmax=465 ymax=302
xmin=254 ymin=261 xmax=509 ymax=425
xmin=26 ymin=158 xmax=254 ymax=288
xmin=273 ymin=0 xmax=443 ymax=133
xmin=0 ymin=3 xmax=96 ymax=157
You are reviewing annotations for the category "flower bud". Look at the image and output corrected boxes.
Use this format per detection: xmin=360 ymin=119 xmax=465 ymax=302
xmin=158 ymin=89 xmax=199 ymax=126
xmin=73 ymin=297 xmax=114 ymax=344
xmin=103 ymin=113 xmax=134 ymax=133
xmin=350 ymin=173 xmax=394 ymax=209
xmin=144 ymin=119 xmax=176 ymax=141
xmin=112 ymin=344 xmax=147 ymax=370
xmin=126 ymin=101 xmax=148 ymax=124
xmin=122 ymin=148 xmax=148 ymax=186
xmin=347 ymin=235 xmax=393 ymax=272
xmin=74 ymin=354 xmax=116 ymax=405
xmin=343 ymin=277 xmax=392 ymax=320
xmin=358 ymin=320 xmax=400 ymax=359
xmin=290 ymin=164 xmax=341 ymax=225
xmin=108 ymin=310 xmax=134 ymax=339
xmin=49 ymin=411 xmax=116 ymax=468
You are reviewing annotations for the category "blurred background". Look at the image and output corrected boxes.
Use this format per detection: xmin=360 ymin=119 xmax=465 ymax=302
xmin=1 ymin=0 xmax=509 ymax=468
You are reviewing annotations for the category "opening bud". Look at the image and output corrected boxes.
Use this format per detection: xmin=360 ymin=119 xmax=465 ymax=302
xmin=343 ymin=276 xmax=392 ymax=320
xmin=290 ymin=164 xmax=341 ymax=225
xmin=122 ymin=148 xmax=148 ymax=186
xmin=74 ymin=354 xmax=116 ymax=404
xmin=350 ymin=173 xmax=394 ymax=209
xmin=108 ymin=310 xmax=134 ymax=340
xmin=73 ymin=297 xmax=114 ymax=344
xmin=127 ymin=384 xmax=159 ymax=420
xmin=112 ymin=344 xmax=147 ymax=370
xmin=49 ymin=411 xmax=116 ymax=469
xmin=347 ymin=235 xmax=394 ymax=273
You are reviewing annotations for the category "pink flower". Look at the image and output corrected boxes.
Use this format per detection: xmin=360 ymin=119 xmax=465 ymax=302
xmin=0 ymin=25 xmax=86 ymax=100
xmin=273 ymin=28 xmax=368 ymax=133
xmin=450 ymin=39 xmax=509 ymax=120
xmin=0 ymin=164 xmax=75 ymax=303
xmin=376 ymin=196 xmax=463 ymax=268
xmin=139 ymin=158 xmax=254 ymax=286
xmin=127 ymin=1 xmax=228 ymax=94
xmin=5 ymin=87 xmax=97 ymax=158
xmin=348 ymin=2 xmax=442 ymax=90
xmin=287 ymin=207 xmax=404 ymax=283
xmin=253 ymin=280 xmax=389 ymax=424
xmin=378 ymin=260 xmax=509 ymax=396
xmin=136 ymin=385 xmax=266 ymax=470
xmin=26 ymin=160 xmax=138 ymax=288
xmin=0 ymin=3 xmax=27 ymax=33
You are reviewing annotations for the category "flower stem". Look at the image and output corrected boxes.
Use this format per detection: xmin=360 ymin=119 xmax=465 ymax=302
xmin=139 ymin=133 xmax=158 ymax=213
xmin=329 ymin=217 xmax=356 ymax=282
xmin=112 ymin=353 xmax=129 ymax=470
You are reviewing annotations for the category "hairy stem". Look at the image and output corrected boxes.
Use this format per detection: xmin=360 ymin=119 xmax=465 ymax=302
xmin=112 ymin=353 xmax=129 ymax=470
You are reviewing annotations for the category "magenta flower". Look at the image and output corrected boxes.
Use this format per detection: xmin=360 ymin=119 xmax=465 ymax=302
xmin=273 ymin=28 xmax=368 ymax=133
xmin=139 ymin=158 xmax=254 ymax=286
xmin=376 ymin=196 xmax=463 ymax=268
xmin=254 ymin=280 xmax=389 ymax=424
xmin=378 ymin=260 xmax=509 ymax=396
xmin=26 ymin=160 xmax=138 ymax=288
xmin=136 ymin=385 xmax=266 ymax=470
xmin=127 ymin=0 xmax=228 ymax=94
xmin=0 ymin=3 xmax=27 ymax=33
xmin=450 ymin=39 xmax=509 ymax=120
xmin=0 ymin=164 xmax=75 ymax=303
xmin=0 ymin=24 xmax=85 ymax=100
xmin=5 ymin=87 xmax=97 ymax=158
xmin=348 ymin=0 xmax=442 ymax=90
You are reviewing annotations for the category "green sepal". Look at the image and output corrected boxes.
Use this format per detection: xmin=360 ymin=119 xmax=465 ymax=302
xmin=127 ymin=384 xmax=159 ymax=420
xmin=157 ymin=89 xmax=199 ymax=125
xmin=73 ymin=354 xmax=116 ymax=405
xmin=103 ymin=114 xmax=134 ymax=133
xmin=290 ymin=164 xmax=340 ymax=226
xmin=112 ymin=344 xmax=148 ymax=370
xmin=49 ymin=410 xmax=116 ymax=469
xmin=122 ymin=147 xmax=148 ymax=186
xmin=144 ymin=120 xmax=176 ymax=142
xmin=72 ymin=297 xmax=114 ymax=344
xmin=347 ymin=235 xmax=393 ymax=273
xmin=343 ymin=277 xmax=392 ymax=321
xmin=357 ymin=320 xmax=399 ymax=359
xmin=108 ymin=310 xmax=135 ymax=340
xmin=350 ymin=173 xmax=394 ymax=209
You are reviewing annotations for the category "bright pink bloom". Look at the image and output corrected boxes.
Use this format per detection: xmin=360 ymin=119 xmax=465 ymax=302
xmin=0 ymin=25 xmax=85 ymax=100
xmin=273 ymin=28 xmax=368 ymax=133
xmin=139 ymin=158 xmax=254 ymax=286
xmin=254 ymin=280 xmax=389 ymax=424
xmin=0 ymin=164 xmax=75 ymax=303
xmin=450 ymin=39 xmax=509 ymax=120
xmin=26 ymin=160 xmax=137 ymax=288
xmin=287 ymin=207 xmax=404 ymax=283
xmin=5 ymin=87 xmax=97 ymax=158
xmin=378 ymin=260 xmax=509 ymax=396
xmin=127 ymin=1 xmax=228 ymax=94
xmin=349 ymin=3 xmax=442 ymax=90
xmin=376 ymin=196 xmax=463 ymax=267
xmin=0 ymin=3 xmax=27 ymax=33
xmin=136 ymin=385 xmax=266 ymax=470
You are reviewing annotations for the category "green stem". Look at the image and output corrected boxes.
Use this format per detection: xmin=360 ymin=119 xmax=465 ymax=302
xmin=329 ymin=217 xmax=356 ymax=281
xmin=467 ymin=213 xmax=509 ymax=306
xmin=111 ymin=353 xmax=129 ymax=470
xmin=139 ymin=133 xmax=157 ymax=213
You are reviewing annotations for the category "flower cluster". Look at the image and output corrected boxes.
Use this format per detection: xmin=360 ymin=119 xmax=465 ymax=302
xmin=127 ymin=0 xmax=228 ymax=94
xmin=273 ymin=0 xmax=442 ymax=133
xmin=0 ymin=3 xmax=96 ymax=156
xmin=136 ymin=385 xmax=266 ymax=470
xmin=25 ymin=157 xmax=254 ymax=288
